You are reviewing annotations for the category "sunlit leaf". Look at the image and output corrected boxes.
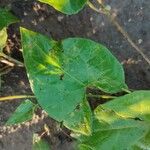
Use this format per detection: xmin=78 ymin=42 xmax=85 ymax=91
xmin=6 ymin=99 xmax=36 ymax=125
xmin=21 ymin=28 xmax=126 ymax=121
xmin=38 ymin=0 xmax=87 ymax=15
xmin=94 ymin=106 xmax=147 ymax=130
xmin=100 ymin=91 xmax=150 ymax=122
xmin=0 ymin=27 xmax=7 ymax=52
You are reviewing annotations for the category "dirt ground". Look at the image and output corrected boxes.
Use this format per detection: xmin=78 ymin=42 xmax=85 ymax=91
xmin=0 ymin=0 xmax=150 ymax=150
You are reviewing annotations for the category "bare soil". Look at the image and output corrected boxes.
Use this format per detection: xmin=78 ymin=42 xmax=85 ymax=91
xmin=0 ymin=0 xmax=150 ymax=149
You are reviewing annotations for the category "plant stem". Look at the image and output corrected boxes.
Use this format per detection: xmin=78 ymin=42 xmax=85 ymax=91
xmin=0 ymin=52 xmax=24 ymax=67
xmin=0 ymin=95 xmax=35 ymax=102
xmin=88 ymin=1 xmax=150 ymax=66
xmin=122 ymin=88 xmax=132 ymax=94
xmin=87 ymin=1 xmax=104 ymax=14
xmin=87 ymin=93 xmax=117 ymax=99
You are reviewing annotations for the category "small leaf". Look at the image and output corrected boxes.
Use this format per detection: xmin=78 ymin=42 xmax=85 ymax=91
xmin=38 ymin=0 xmax=87 ymax=15
xmin=100 ymin=90 xmax=150 ymax=122
xmin=0 ymin=27 xmax=7 ymax=52
xmin=64 ymin=99 xmax=92 ymax=136
xmin=33 ymin=134 xmax=51 ymax=150
xmin=6 ymin=99 xmax=36 ymax=125
xmin=21 ymin=28 xmax=126 ymax=121
xmin=0 ymin=8 xmax=18 ymax=30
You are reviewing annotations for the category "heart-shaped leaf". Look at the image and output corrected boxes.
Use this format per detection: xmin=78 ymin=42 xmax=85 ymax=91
xmin=21 ymin=28 xmax=126 ymax=121
xmin=38 ymin=0 xmax=87 ymax=14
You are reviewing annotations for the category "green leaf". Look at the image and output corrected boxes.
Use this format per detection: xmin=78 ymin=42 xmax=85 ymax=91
xmin=134 ymin=130 xmax=150 ymax=149
xmin=64 ymin=99 xmax=92 ymax=136
xmin=94 ymin=106 xmax=147 ymax=131
xmin=129 ymin=146 xmax=142 ymax=150
xmin=100 ymin=91 xmax=150 ymax=122
xmin=0 ymin=8 xmax=18 ymax=52
xmin=0 ymin=8 xmax=18 ymax=30
xmin=6 ymin=99 xmax=36 ymax=125
xmin=76 ymin=106 xmax=149 ymax=150
xmin=78 ymin=126 xmax=147 ymax=150
xmin=0 ymin=28 xmax=7 ymax=52
xmin=21 ymin=28 xmax=126 ymax=121
xmin=33 ymin=134 xmax=51 ymax=150
xmin=38 ymin=0 xmax=87 ymax=15
xmin=78 ymin=144 xmax=92 ymax=150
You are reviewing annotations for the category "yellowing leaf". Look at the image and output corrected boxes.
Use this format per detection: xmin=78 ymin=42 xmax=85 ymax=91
xmin=0 ymin=28 xmax=7 ymax=52
xmin=101 ymin=91 xmax=150 ymax=122
xmin=21 ymin=28 xmax=126 ymax=122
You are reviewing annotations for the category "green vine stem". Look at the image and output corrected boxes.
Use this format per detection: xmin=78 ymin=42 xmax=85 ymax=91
xmin=0 ymin=94 xmax=116 ymax=102
xmin=0 ymin=52 xmax=24 ymax=67
xmin=0 ymin=95 xmax=35 ymax=102
xmin=87 ymin=1 xmax=150 ymax=66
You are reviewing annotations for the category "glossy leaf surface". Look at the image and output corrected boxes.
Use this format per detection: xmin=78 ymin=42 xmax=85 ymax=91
xmin=38 ymin=0 xmax=87 ymax=14
xmin=21 ymin=28 xmax=126 ymax=121
xmin=6 ymin=99 xmax=36 ymax=125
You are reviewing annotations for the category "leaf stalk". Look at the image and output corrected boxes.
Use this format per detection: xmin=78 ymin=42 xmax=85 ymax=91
xmin=0 ymin=95 xmax=35 ymax=102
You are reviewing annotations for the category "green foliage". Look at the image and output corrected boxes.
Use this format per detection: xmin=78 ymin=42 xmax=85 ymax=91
xmin=38 ymin=0 xmax=87 ymax=15
xmin=21 ymin=28 xmax=126 ymax=122
xmin=137 ymin=131 xmax=150 ymax=149
xmin=75 ymin=91 xmax=150 ymax=149
xmin=33 ymin=134 xmax=51 ymax=150
xmin=0 ymin=8 xmax=18 ymax=30
xmin=6 ymin=100 xmax=37 ymax=125
xmin=0 ymin=28 xmax=7 ymax=52
xmin=99 ymin=91 xmax=150 ymax=122
xmin=0 ymin=8 xmax=18 ymax=51
xmin=64 ymin=99 xmax=92 ymax=135
xmin=1 ymin=2 xmax=150 ymax=149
